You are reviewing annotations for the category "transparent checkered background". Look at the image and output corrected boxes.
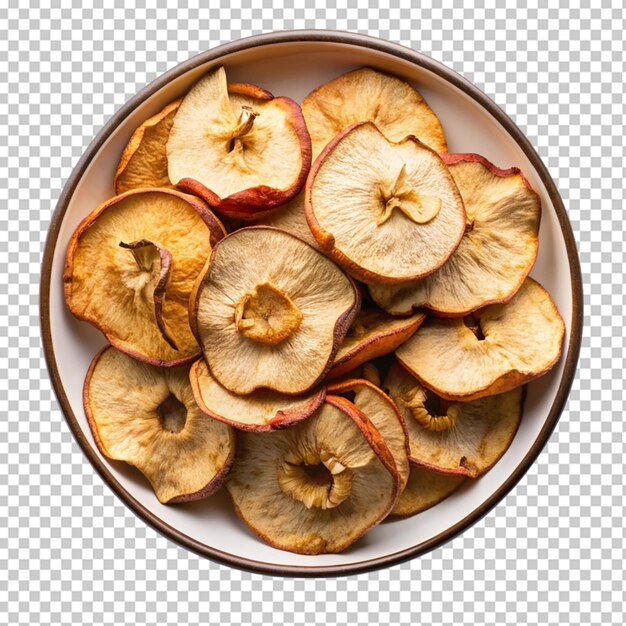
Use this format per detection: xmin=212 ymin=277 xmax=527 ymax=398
xmin=1 ymin=2 xmax=622 ymax=625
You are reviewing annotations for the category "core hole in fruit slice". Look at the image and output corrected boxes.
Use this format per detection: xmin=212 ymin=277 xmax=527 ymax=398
xmin=84 ymin=346 xmax=235 ymax=504
xmin=226 ymin=398 xmax=399 ymax=554
xmin=305 ymin=122 xmax=466 ymax=284
xmin=395 ymin=278 xmax=566 ymax=401
xmin=369 ymin=153 xmax=542 ymax=317
xmin=384 ymin=360 xmax=523 ymax=478
xmin=190 ymin=226 xmax=360 ymax=395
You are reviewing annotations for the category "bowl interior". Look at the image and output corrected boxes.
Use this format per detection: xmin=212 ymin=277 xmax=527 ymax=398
xmin=47 ymin=39 xmax=575 ymax=572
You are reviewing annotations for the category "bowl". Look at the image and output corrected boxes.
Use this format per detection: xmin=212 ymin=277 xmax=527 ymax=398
xmin=40 ymin=30 xmax=582 ymax=576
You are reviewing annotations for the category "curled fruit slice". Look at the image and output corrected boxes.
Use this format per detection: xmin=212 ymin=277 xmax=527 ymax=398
xmin=302 ymin=66 xmax=447 ymax=160
xmin=370 ymin=153 xmax=541 ymax=316
xmin=226 ymin=398 xmax=399 ymax=554
xmin=189 ymin=358 xmax=325 ymax=431
xmin=84 ymin=347 xmax=235 ymax=503
xmin=328 ymin=308 xmax=425 ymax=378
xmin=306 ymin=122 xmax=466 ymax=283
xmin=391 ymin=465 xmax=466 ymax=517
xmin=64 ymin=188 xmax=226 ymax=366
xmin=167 ymin=66 xmax=311 ymax=218
xmin=191 ymin=226 xmax=360 ymax=395
xmin=385 ymin=360 xmax=523 ymax=477
xmin=396 ymin=278 xmax=565 ymax=401
xmin=327 ymin=378 xmax=410 ymax=491
xmin=114 ymin=99 xmax=181 ymax=194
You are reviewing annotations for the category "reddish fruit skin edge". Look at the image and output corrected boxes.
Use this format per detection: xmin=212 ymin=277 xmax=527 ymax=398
xmin=189 ymin=225 xmax=361 ymax=396
xmin=328 ymin=312 xmax=426 ymax=378
xmin=369 ymin=153 xmax=542 ymax=318
xmin=113 ymin=98 xmax=183 ymax=195
xmin=440 ymin=151 xmax=538 ymax=194
xmin=394 ymin=280 xmax=565 ymax=402
xmin=83 ymin=346 xmax=236 ymax=505
xmin=384 ymin=358 xmax=525 ymax=478
xmin=64 ymin=187 xmax=225 ymax=368
xmin=228 ymin=82 xmax=274 ymax=100
xmin=176 ymin=95 xmax=312 ymax=219
xmin=401 ymin=389 xmax=526 ymax=479
xmin=226 ymin=396 xmax=401 ymax=555
xmin=305 ymin=121 xmax=466 ymax=284
xmin=325 ymin=395 xmax=401 ymax=501
xmin=302 ymin=65 xmax=449 ymax=154
xmin=326 ymin=378 xmax=411 ymax=459
xmin=189 ymin=359 xmax=327 ymax=433
xmin=398 ymin=351 xmax=561 ymax=404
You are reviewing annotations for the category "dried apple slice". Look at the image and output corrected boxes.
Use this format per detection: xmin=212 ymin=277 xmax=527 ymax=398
xmin=302 ymin=67 xmax=447 ymax=160
xmin=191 ymin=226 xmax=360 ymax=395
xmin=114 ymin=99 xmax=181 ymax=194
xmin=370 ymin=154 xmax=541 ymax=316
xmin=384 ymin=360 xmax=522 ymax=477
xmin=328 ymin=308 xmax=426 ymax=378
xmin=64 ymin=188 xmax=226 ymax=366
xmin=250 ymin=191 xmax=320 ymax=249
xmin=396 ymin=278 xmax=565 ymax=401
xmin=167 ymin=66 xmax=311 ymax=218
xmin=391 ymin=465 xmax=466 ymax=517
xmin=84 ymin=346 xmax=235 ymax=503
xmin=306 ymin=122 xmax=466 ymax=284
xmin=327 ymin=378 xmax=410 ymax=490
xmin=189 ymin=358 xmax=325 ymax=431
xmin=226 ymin=398 xmax=399 ymax=554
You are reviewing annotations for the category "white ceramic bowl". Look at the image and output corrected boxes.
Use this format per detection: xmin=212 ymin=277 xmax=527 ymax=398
xmin=41 ymin=31 xmax=582 ymax=576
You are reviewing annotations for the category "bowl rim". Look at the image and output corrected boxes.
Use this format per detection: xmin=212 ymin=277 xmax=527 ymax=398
xmin=40 ymin=29 xmax=583 ymax=577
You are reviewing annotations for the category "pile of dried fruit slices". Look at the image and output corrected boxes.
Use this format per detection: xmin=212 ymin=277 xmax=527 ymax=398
xmin=64 ymin=65 xmax=565 ymax=555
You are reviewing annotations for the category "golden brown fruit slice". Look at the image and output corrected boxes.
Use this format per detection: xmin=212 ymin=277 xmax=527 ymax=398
xmin=64 ymin=188 xmax=226 ymax=367
xmin=84 ymin=347 xmax=235 ymax=504
xmin=114 ymin=99 xmax=181 ymax=194
xmin=327 ymin=378 xmax=410 ymax=491
xmin=384 ymin=361 xmax=522 ymax=477
xmin=328 ymin=308 xmax=426 ymax=378
xmin=190 ymin=358 xmax=325 ymax=432
xmin=226 ymin=398 xmax=399 ymax=554
xmin=167 ymin=66 xmax=311 ymax=218
xmin=396 ymin=278 xmax=565 ymax=401
xmin=391 ymin=465 xmax=466 ymax=517
xmin=306 ymin=122 xmax=466 ymax=284
xmin=250 ymin=191 xmax=320 ymax=249
xmin=191 ymin=226 xmax=360 ymax=395
xmin=302 ymin=66 xmax=447 ymax=160
xmin=370 ymin=153 xmax=541 ymax=316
